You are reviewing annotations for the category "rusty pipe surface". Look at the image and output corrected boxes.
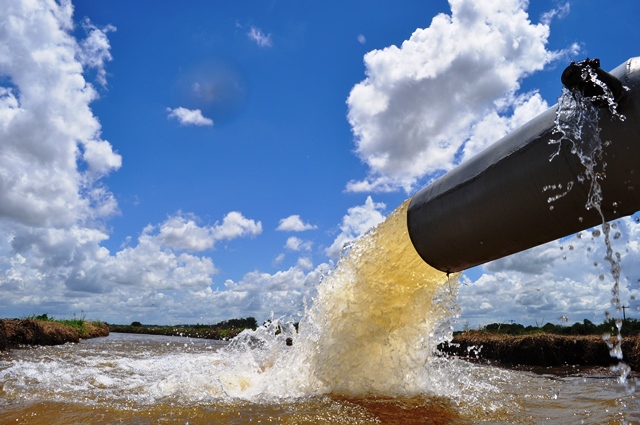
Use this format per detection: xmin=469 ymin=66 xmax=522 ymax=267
xmin=407 ymin=57 xmax=640 ymax=273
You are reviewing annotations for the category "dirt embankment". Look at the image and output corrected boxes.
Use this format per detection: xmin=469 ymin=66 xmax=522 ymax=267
xmin=0 ymin=319 xmax=109 ymax=351
xmin=439 ymin=333 xmax=640 ymax=371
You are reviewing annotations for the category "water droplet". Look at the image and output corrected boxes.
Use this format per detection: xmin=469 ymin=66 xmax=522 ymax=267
xmin=592 ymin=230 xmax=601 ymax=237
xmin=599 ymin=274 xmax=605 ymax=281
xmin=577 ymin=232 xmax=582 ymax=239
xmin=558 ymin=315 xmax=569 ymax=323
xmin=614 ymin=232 xmax=622 ymax=240
xmin=549 ymin=205 xmax=554 ymax=211
xmin=568 ymin=245 xmax=574 ymax=250
xmin=578 ymin=217 xmax=584 ymax=222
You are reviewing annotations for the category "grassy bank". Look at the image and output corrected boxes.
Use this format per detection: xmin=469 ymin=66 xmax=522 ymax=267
xmin=0 ymin=318 xmax=109 ymax=351
xmin=439 ymin=332 xmax=640 ymax=371
xmin=108 ymin=317 xmax=259 ymax=341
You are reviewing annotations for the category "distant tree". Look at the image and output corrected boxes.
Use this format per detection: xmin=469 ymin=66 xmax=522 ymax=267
xmin=214 ymin=317 xmax=258 ymax=330
xmin=131 ymin=321 xmax=142 ymax=327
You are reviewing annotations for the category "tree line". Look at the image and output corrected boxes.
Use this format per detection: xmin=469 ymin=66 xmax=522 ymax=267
xmin=462 ymin=318 xmax=640 ymax=337
xmin=108 ymin=317 xmax=259 ymax=340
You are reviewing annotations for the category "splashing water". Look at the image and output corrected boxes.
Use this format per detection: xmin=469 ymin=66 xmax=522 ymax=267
xmin=225 ymin=199 xmax=463 ymax=398
xmin=549 ymin=62 xmax=631 ymax=383
xmin=297 ymin=199 xmax=461 ymax=395
xmin=1 ymin=200 xmax=542 ymax=422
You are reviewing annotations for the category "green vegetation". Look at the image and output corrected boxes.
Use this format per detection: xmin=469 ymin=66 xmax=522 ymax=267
xmin=27 ymin=312 xmax=107 ymax=339
xmin=458 ymin=318 xmax=640 ymax=337
xmin=108 ymin=317 xmax=259 ymax=340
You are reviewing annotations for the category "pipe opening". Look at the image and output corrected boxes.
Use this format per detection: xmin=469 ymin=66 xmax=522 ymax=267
xmin=561 ymin=58 xmax=625 ymax=106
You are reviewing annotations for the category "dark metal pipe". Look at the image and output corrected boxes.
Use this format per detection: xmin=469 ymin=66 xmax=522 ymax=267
xmin=407 ymin=57 xmax=640 ymax=273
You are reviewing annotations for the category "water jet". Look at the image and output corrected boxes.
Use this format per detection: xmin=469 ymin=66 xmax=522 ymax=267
xmin=408 ymin=57 xmax=640 ymax=273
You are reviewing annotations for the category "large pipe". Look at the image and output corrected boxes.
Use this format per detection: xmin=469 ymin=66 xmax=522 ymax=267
xmin=407 ymin=57 xmax=640 ymax=274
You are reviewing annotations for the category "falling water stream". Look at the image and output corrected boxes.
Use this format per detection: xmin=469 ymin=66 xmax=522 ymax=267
xmin=1 ymin=202 xmax=640 ymax=424
xmin=549 ymin=61 xmax=632 ymax=384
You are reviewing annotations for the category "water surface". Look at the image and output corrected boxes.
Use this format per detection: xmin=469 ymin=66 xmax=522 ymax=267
xmin=1 ymin=333 xmax=639 ymax=424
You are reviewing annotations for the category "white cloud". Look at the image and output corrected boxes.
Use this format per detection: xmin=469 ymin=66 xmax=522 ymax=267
xmin=458 ymin=217 xmax=640 ymax=328
xmin=247 ymin=26 xmax=272 ymax=48
xmin=76 ymin=18 xmax=116 ymax=87
xmin=166 ymin=106 xmax=213 ymax=126
xmin=210 ymin=211 xmax=262 ymax=241
xmin=153 ymin=211 xmax=261 ymax=252
xmin=297 ymin=257 xmax=313 ymax=271
xmin=273 ymin=253 xmax=285 ymax=265
xmin=325 ymin=197 xmax=386 ymax=259
xmin=1 ymin=221 xmax=217 ymax=297
xmin=346 ymin=0 xmax=575 ymax=193
xmin=0 ymin=209 xmax=266 ymax=322
xmin=156 ymin=214 xmax=216 ymax=252
xmin=216 ymin=263 xmax=330 ymax=322
xmin=276 ymin=215 xmax=317 ymax=232
xmin=540 ymin=2 xmax=570 ymax=26
xmin=0 ymin=0 xmax=121 ymax=228
xmin=285 ymin=236 xmax=312 ymax=252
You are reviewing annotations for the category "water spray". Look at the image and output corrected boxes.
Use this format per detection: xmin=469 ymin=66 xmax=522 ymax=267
xmin=407 ymin=57 xmax=640 ymax=274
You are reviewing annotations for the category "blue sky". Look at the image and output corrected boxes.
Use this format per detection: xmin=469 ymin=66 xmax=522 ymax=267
xmin=1 ymin=0 xmax=640 ymax=327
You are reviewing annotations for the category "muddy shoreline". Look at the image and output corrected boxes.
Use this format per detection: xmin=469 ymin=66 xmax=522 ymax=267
xmin=3 ymin=320 xmax=639 ymax=373
xmin=0 ymin=319 xmax=109 ymax=351
xmin=439 ymin=332 xmax=640 ymax=371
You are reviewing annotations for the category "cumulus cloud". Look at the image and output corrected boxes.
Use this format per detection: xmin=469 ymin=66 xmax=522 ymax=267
xmin=540 ymin=2 xmax=570 ymax=25
xmin=216 ymin=263 xmax=330 ymax=323
xmin=285 ymin=236 xmax=312 ymax=252
xmin=276 ymin=215 xmax=317 ymax=232
xmin=0 ymin=0 xmax=121 ymax=228
xmin=458 ymin=217 xmax=640 ymax=328
xmin=210 ymin=211 xmax=263 ymax=241
xmin=0 ymin=209 xmax=266 ymax=322
xmin=346 ymin=0 xmax=578 ymax=193
xmin=166 ymin=106 xmax=214 ymax=126
xmin=297 ymin=257 xmax=314 ymax=271
xmin=325 ymin=196 xmax=386 ymax=259
xmin=1 ymin=221 xmax=217 ymax=297
xmin=247 ymin=26 xmax=272 ymax=47
xmin=76 ymin=18 xmax=116 ymax=87
xmin=1 ymin=210 xmax=262 ymax=295
xmin=153 ymin=211 xmax=261 ymax=252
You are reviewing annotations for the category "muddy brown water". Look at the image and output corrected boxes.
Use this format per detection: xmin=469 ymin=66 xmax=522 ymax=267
xmin=0 ymin=333 xmax=639 ymax=424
